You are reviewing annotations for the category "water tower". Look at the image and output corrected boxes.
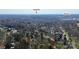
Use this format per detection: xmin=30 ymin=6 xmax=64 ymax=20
xmin=33 ymin=9 xmax=40 ymax=14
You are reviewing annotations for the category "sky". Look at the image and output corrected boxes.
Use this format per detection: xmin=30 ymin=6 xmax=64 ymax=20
xmin=0 ymin=9 xmax=79 ymax=14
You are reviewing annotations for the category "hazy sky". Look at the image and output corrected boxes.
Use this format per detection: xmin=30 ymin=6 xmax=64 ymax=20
xmin=0 ymin=9 xmax=79 ymax=14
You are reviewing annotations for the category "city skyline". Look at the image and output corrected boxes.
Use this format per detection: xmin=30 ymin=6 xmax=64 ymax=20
xmin=0 ymin=9 xmax=79 ymax=14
